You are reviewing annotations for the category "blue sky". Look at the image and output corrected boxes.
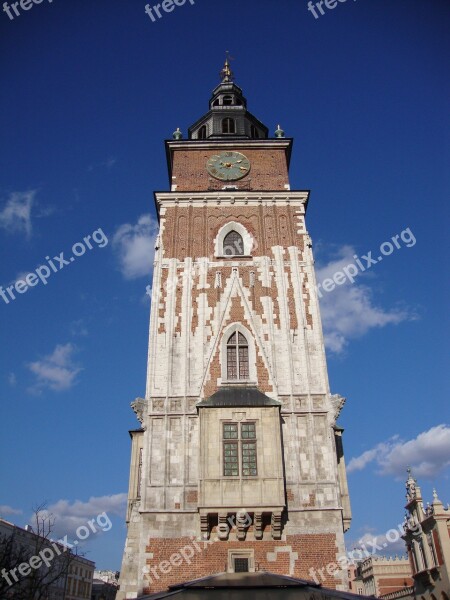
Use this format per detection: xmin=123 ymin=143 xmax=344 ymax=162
xmin=0 ymin=0 xmax=449 ymax=571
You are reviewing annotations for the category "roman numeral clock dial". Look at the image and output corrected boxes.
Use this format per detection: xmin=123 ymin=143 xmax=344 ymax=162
xmin=206 ymin=151 xmax=251 ymax=181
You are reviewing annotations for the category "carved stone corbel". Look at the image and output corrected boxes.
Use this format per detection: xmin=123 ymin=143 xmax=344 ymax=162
xmin=330 ymin=394 xmax=346 ymax=424
xmin=218 ymin=513 xmax=230 ymax=540
xmin=271 ymin=512 xmax=282 ymax=540
xmin=131 ymin=397 xmax=147 ymax=428
xmin=254 ymin=512 xmax=263 ymax=540
xmin=236 ymin=512 xmax=248 ymax=541
xmin=200 ymin=514 xmax=209 ymax=540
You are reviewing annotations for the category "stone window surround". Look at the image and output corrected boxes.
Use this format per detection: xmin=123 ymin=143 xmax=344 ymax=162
xmin=214 ymin=221 xmax=255 ymax=258
xmin=228 ymin=549 xmax=255 ymax=573
xmin=220 ymin=323 xmax=257 ymax=384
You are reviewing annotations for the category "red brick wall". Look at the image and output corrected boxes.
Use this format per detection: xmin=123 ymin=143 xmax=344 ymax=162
xmin=143 ymin=534 xmax=338 ymax=594
xmin=171 ymin=148 xmax=289 ymax=191
xmin=161 ymin=205 xmax=305 ymax=261
xmin=378 ymin=576 xmax=414 ymax=595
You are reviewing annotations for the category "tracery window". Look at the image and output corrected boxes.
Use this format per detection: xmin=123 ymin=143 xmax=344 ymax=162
xmin=226 ymin=332 xmax=249 ymax=380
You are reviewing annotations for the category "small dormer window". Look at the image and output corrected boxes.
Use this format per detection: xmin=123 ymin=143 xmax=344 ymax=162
xmin=250 ymin=125 xmax=259 ymax=139
xmin=222 ymin=118 xmax=235 ymax=134
xmin=223 ymin=95 xmax=233 ymax=106
xmin=198 ymin=125 xmax=207 ymax=139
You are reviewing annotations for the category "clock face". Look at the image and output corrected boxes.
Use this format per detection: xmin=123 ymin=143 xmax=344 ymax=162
xmin=206 ymin=151 xmax=251 ymax=181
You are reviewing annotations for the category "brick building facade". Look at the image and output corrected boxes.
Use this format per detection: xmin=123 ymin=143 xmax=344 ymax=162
xmin=117 ymin=61 xmax=352 ymax=599
xmin=356 ymin=556 xmax=413 ymax=597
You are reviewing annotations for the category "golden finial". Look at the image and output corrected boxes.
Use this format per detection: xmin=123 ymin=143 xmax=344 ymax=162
xmin=220 ymin=51 xmax=234 ymax=82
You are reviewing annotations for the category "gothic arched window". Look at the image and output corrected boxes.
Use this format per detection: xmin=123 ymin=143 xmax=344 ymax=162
xmin=198 ymin=125 xmax=207 ymax=139
xmin=223 ymin=230 xmax=244 ymax=256
xmin=222 ymin=118 xmax=235 ymax=134
xmin=227 ymin=332 xmax=249 ymax=380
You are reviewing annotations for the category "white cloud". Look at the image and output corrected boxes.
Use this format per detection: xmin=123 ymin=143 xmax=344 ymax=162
xmin=88 ymin=157 xmax=117 ymax=172
xmin=346 ymin=528 xmax=407 ymax=560
xmin=347 ymin=440 xmax=397 ymax=473
xmin=113 ymin=214 xmax=158 ymax=279
xmin=348 ymin=425 xmax=450 ymax=479
xmin=316 ymin=245 xmax=412 ymax=353
xmin=8 ymin=372 xmax=16 ymax=387
xmin=103 ymin=157 xmax=117 ymax=169
xmin=70 ymin=319 xmax=89 ymax=337
xmin=0 ymin=190 xmax=36 ymax=237
xmin=0 ymin=505 xmax=23 ymax=516
xmin=33 ymin=494 xmax=127 ymax=540
xmin=28 ymin=343 xmax=82 ymax=392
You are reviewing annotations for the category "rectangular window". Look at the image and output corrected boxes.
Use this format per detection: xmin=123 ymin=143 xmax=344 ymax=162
xmin=241 ymin=423 xmax=255 ymax=439
xmin=224 ymin=442 xmax=239 ymax=476
xmin=228 ymin=550 xmax=255 ymax=573
xmin=234 ymin=558 xmax=249 ymax=572
xmin=223 ymin=423 xmax=257 ymax=477
xmin=223 ymin=423 xmax=238 ymax=439
xmin=242 ymin=442 xmax=257 ymax=476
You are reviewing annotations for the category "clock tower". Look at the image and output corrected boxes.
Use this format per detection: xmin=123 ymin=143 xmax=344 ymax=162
xmin=117 ymin=60 xmax=352 ymax=599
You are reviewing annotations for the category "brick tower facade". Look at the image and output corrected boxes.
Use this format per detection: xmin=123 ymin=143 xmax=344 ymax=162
xmin=117 ymin=61 xmax=352 ymax=599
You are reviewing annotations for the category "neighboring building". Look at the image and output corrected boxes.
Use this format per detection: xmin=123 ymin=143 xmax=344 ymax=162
xmin=348 ymin=563 xmax=364 ymax=594
xmin=91 ymin=578 xmax=118 ymax=600
xmin=0 ymin=517 xmax=95 ymax=600
xmin=357 ymin=556 xmax=413 ymax=597
xmin=118 ymin=59 xmax=352 ymax=599
xmin=402 ymin=471 xmax=450 ymax=599
xmin=94 ymin=570 xmax=120 ymax=585
xmin=66 ymin=557 xmax=95 ymax=600
xmin=91 ymin=570 xmax=119 ymax=600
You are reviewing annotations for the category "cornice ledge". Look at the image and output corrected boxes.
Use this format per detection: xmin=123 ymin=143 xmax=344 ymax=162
xmin=155 ymin=191 xmax=309 ymax=203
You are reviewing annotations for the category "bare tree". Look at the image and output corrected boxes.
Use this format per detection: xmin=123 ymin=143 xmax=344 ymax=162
xmin=0 ymin=528 xmax=30 ymax=597
xmin=1 ymin=503 xmax=83 ymax=600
